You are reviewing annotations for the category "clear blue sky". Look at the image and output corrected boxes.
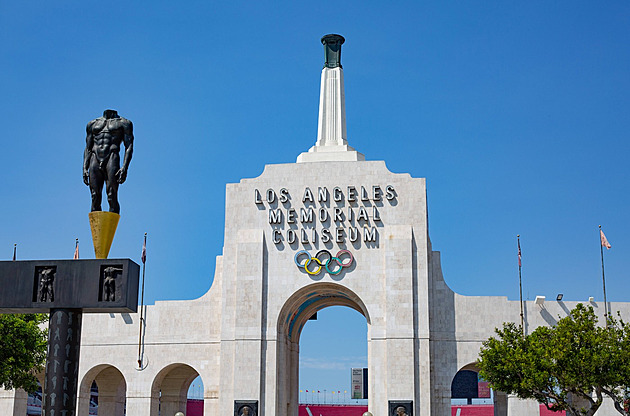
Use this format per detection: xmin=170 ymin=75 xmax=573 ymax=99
xmin=2 ymin=1 xmax=629 ymax=401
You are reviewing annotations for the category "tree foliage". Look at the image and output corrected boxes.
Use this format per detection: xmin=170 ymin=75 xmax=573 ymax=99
xmin=0 ymin=314 xmax=47 ymax=393
xmin=478 ymin=304 xmax=630 ymax=416
xmin=600 ymin=313 xmax=630 ymax=415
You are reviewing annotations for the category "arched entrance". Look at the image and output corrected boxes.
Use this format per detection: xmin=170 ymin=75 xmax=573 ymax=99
xmin=25 ymin=375 xmax=44 ymax=416
xmin=150 ymin=363 xmax=202 ymax=416
xmin=276 ymin=282 xmax=371 ymax=416
xmin=78 ymin=364 xmax=126 ymax=416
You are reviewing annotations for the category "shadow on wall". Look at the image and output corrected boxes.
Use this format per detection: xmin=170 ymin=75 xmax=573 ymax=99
xmin=425 ymin=241 xmax=458 ymax=416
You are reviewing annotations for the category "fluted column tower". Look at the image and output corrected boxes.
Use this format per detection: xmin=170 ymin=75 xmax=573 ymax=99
xmin=297 ymin=34 xmax=365 ymax=163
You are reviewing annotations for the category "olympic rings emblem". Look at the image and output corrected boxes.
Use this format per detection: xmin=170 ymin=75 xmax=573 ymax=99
xmin=294 ymin=250 xmax=354 ymax=275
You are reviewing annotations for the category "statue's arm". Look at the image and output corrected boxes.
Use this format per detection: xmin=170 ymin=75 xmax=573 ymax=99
xmin=83 ymin=122 xmax=94 ymax=186
xmin=117 ymin=119 xmax=134 ymax=184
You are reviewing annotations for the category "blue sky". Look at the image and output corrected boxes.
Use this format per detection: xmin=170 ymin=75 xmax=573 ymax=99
xmin=2 ymin=1 xmax=630 ymax=401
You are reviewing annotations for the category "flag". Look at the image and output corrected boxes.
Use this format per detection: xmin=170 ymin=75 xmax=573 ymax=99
xmin=517 ymin=237 xmax=522 ymax=267
xmin=73 ymin=239 xmax=79 ymax=259
xmin=141 ymin=234 xmax=147 ymax=264
xmin=12 ymin=244 xmax=16 ymax=261
xmin=600 ymin=229 xmax=611 ymax=249
xmin=306 ymin=390 xmax=308 ymax=392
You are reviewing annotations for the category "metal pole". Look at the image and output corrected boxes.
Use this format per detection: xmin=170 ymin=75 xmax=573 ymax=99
xmin=518 ymin=235 xmax=524 ymax=335
xmin=43 ymin=309 xmax=83 ymax=416
xmin=138 ymin=233 xmax=147 ymax=368
xmin=599 ymin=226 xmax=608 ymax=321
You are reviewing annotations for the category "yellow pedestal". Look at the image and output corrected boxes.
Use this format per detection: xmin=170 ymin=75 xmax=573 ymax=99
xmin=88 ymin=211 xmax=120 ymax=259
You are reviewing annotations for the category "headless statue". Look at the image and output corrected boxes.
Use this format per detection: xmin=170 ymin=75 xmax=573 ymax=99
xmin=83 ymin=110 xmax=134 ymax=214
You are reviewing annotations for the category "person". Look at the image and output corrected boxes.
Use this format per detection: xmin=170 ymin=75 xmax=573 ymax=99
xmin=83 ymin=109 xmax=134 ymax=214
xmin=240 ymin=405 xmax=252 ymax=416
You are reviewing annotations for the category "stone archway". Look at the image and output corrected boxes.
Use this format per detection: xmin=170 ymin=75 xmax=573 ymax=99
xmin=449 ymin=362 xmax=511 ymax=416
xmin=450 ymin=363 xmax=487 ymax=406
xmin=150 ymin=363 xmax=201 ymax=416
xmin=276 ymin=282 xmax=371 ymax=416
xmin=25 ymin=372 xmax=45 ymax=416
xmin=78 ymin=364 xmax=126 ymax=416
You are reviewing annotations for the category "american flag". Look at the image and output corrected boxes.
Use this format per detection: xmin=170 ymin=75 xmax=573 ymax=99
xmin=600 ymin=229 xmax=611 ymax=250
xmin=141 ymin=234 xmax=147 ymax=264
xmin=73 ymin=239 xmax=79 ymax=259
xmin=517 ymin=237 xmax=522 ymax=267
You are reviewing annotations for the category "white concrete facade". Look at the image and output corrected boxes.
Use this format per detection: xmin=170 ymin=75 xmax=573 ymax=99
xmin=3 ymin=37 xmax=629 ymax=416
xmin=3 ymin=160 xmax=628 ymax=416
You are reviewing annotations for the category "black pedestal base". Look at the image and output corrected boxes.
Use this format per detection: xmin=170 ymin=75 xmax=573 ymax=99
xmin=42 ymin=309 xmax=82 ymax=416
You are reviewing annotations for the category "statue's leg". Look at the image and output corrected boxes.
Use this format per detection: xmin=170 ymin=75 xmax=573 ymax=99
xmin=89 ymin=156 xmax=104 ymax=212
xmin=106 ymin=155 xmax=121 ymax=214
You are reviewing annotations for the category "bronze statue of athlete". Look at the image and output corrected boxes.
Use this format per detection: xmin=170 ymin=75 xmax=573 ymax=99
xmin=38 ymin=268 xmax=55 ymax=302
xmin=83 ymin=109 xmax=134 ymax=214
xmin=103 ymin=266 xmax=122 ymax=302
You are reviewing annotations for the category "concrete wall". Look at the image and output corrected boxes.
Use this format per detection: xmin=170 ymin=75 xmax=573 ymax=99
xmin=3 ymin=160 xmax=629 ymax=416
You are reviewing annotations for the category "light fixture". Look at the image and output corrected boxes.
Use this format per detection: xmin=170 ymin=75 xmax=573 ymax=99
xmin=535 ymin=296 xmax=545 ymax=306
xmin=589 ymin=296 xmax=594 ymax=302
xmin=556 ymin=294 xmax=563 ymax=301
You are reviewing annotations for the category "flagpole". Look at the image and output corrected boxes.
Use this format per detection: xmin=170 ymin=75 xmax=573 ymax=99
xmin=518 ymin=235 xmax=524 ymax=335
xmin=599 ymin=225 xmax=608 ymax=321
xmin=12 ymin=244 xmax=16 ymax=261
xmin=137 ymin=233 xmax=147 ymax=368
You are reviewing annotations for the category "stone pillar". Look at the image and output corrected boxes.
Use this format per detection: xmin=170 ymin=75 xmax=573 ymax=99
xmin=204 ymin=395 xmax=220 ymax=416
xmin=263 ymin=339 xmax=280 ymax=416
xmin=429 ymin=383 xmax=451 ymax=416
xmin=124 ymin=396 xmax=152 ymax=416
xmin=76 ymin=380 xmax=92 ymax=416
xmin=507 ymin=394 xmax=539 ymax=416
xmin=159 ymin=393 xmax=187 ymax=416
xmin=220 ymin=229 xmax=265 ymax=415
xmin=97 ymin=391 xmax=126 ymax=416
xmin=43 ymin=308 xmax=82 ymax=416
xmin=316 ymin=66 xmax=347 ymax=147
xmin=0 ymin=388 xmax=15 ymax=416
xmin=0 ymin=388 xmax=27 ymax=416
xmin=493 ymin=390 xmax=507 ymax=416
xmin=385 ymin=225 xmax=416 ymax=400
xmin=316 ymin=34 xmax=347 ymax=147
xmin=297 ymin=34 xmax=364 ymax=162
xmin=289 ymin=342 xmax=300 ymax=415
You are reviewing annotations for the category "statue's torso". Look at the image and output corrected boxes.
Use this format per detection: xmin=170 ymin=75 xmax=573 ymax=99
xmin=88 ymin=117 xmax=128 ymax=162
